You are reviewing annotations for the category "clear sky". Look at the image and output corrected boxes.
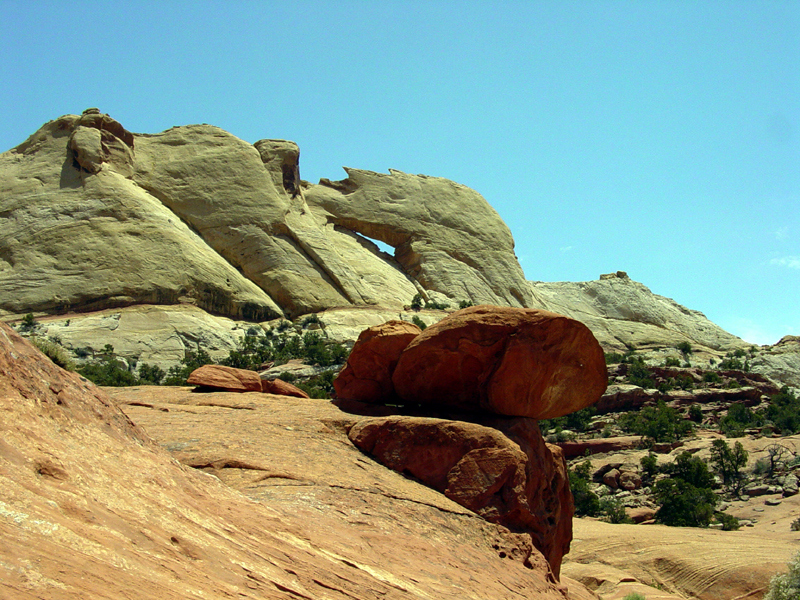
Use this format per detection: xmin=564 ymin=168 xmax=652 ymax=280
xmin=1 ymin=1 xmax=798 ymax=345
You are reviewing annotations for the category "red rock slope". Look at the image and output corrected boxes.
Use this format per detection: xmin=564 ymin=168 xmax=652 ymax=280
xmin=0 ymin=321 xmax=572 ymax=599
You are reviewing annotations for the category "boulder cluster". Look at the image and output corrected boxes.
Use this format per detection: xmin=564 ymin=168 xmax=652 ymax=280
xmin=333 ymin=305 xmax=607 ymax=577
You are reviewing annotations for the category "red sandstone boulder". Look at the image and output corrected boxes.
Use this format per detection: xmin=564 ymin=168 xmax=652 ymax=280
xmin=186 ymin=364 xmax=262 ymax=392
xmin=261 ymin=377 xmax=310 ymax=398
xmin=348 ymin=415 xmax=573 ymax=577
xmin=333 ymin=320 xmax=421 ymax=403
xmin=392 ymin=305 xmax=607 ymax=419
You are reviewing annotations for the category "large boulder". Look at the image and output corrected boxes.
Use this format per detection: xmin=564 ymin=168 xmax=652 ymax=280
xmin=187 ymin=364 xmax=262 ymax=392
xmin=392 ymin=305 xmax=607 ymax=419
xmin=348 ymin=415 xmax=572 ymax=577
xmin=333 ymin=320 xmax=421 ymax=403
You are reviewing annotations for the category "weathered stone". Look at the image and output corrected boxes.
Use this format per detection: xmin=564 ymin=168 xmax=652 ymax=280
xmin=619 ymin=471 xmax=642 ymax=491
xmin=260 ymin=377 xmax=309 ymax=398
xmin=392 ymin=305 xmax=607 ymax=419
xmin=603 ymin=469 xmax=620 ymax=489
xmin=556 ymin=436 xmax=644 ymax=459
xmin=333 ymin=320 xmax=421 ymax=403
xmin=347 ymin=415 xmax=572 ymax=576
xmin=187 ymin=364 xmax=262 ymax=392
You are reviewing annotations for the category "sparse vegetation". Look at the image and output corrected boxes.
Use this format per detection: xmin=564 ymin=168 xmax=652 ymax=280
xmin=412 ymin=315 xmax=427 ymax=330
xmin=654 ymin=451 xmax=717 ymax=527
xmin=31 ymin=336 xmax=75 ymax=370
xmin=21 ymin=313 xmax=37 ymax=330
xmin=410 ymin=294 xmax=423 ymax=310
xmin=765 ymin=387 xmax=800 ymax=435
xmin=618 ymin=400 xmax=693 ymax=444
xmin=676 ymin=341 xmax=693 ymax=355
xmin=764 ymin=551 xmax=800 ymax=600
xmin=623 ymin=593 xmax=646 ymax=600
xmin=458 ymin=300 xmax=474 ymax=309
xmin=569 ymin=460 xmax=600 ymax=517
xmin=78 ymin=345 xmax=138 ymax=386
xmin=710 ymin=439 xmax=748 ymax=495
xmin=599 ymin=496 xmax=633 ymax=524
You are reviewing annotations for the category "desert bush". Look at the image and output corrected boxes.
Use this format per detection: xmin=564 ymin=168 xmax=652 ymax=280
xmin=710 ymin=439 xmax=748 ymax=495
xmin=688 ymin=404 xmax=703 ymax=423
xmin=599 ymin=496 xmax=632 ymax=524
xmin=605 ymin=352 xmax=626 ymax=364
xmin=410 ymin=293 xmax=423 ymax=310
xmin=715 ymin=512 xmax=740 ymax=531
xmin=301 ymin=314 xmax=321 ymax=327
xmin=138 ymin=363 xmax=165 ymax=385
xmin=570 ymin=461 xmax=600 ymax=517
xmin=31 ymin=337 xmax=75 ymax=370
xmin=411 ymin=315 xmax=427 ymax=330
xmin=20 ymin=313 xmax=37 ymax=331
xmin=626 ymin=356 xmax=655 ymax=389
xmin=655 ymin=451 xmax=717 ymax=527
xmin=719 ymin=356 xmax=747 ymax=371
xmin=720 ymin=402 xmax=764 ymax=437
xmin=791 ymin=518 xmax=800 ymax=532
xmin=425 ymin=299 xmax=449 ymax=310
xmin=540 ymin=406 xmax=596 ymax=435
xmin=765 ymin=387 xmax=800 ymax=435
xmin=640 ymin=452 xmax=659 ymax=483
xmin=458 ymin=300 xmax=474 ymax=309
xmin=764 ymin=551 xmax=800 ymax=600
xmin=703 ymin=372 xmax=722 ymax=384
xmin=676 ymin=341 xmax=693 ymax=355
xmin=623 ymin=594 xmax=646 ymax=600
xmin=78 ymin=346 xmax=137 ymax=387
xmin=664 ymin=357 xmax=681 ymax=368
xmin=619 ymin=400 xmax=693 ymax=443
xmin=163 ymin=349 xmax=214 ymax=385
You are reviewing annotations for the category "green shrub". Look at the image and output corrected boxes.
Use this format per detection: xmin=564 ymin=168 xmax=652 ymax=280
xmin=619 ymin=400 xmax=693 ymax=443
xmin=78 ymin=347 xmax=138 ymax=387
xmin=664 ymin=357 xmax=681 ymax=368
xmin=138 ymin=363 xmax=165 ymax=385
xmin=411 ymin=315 xmax=427 ymax=330
xmin=31 ymin=337 xmax=75 ymax=370
xmin=623 ymin=594 xmax=646 ymax=600
xmin=640 ymin=452 xmax=659 ymax=482
xmin=425 ymin=299 xmax=449 ymax=310
xmin=20 ymin=313 xmax=37 ymax=331
xmin=458 ymin=300 xmax=474 ymax=309
xmin=540 ymin=406 xmax=597 ymax=435
xmin=715 ymin=512 xmax=740 ymax=531
xmin=719 ymin=356 xmax=745 ymax=370
xmin=626 ymin=357 xmax=656 ymax=388
xmin=719 ymin=402 xmax=763 ymax=437
xmin=599 ymin=496 xmax=633 ymax=524
xmin=605 ymin=352 xmax=625 ymax=364
xmin=410 ymin=293 xmax=423 ymax=310
xmin=710 ymin=439 xmax=748 ymax=495
xmin=766 ymin=387 xmax=800 ymax=434
xmin=676 ymin=341 xmax=693 ymax=355
xmin=703 ymin=372 xmax=722 ymax=384
xmin=570 ymin=461 xmax=600 ymax=517
xmin=688 ymin=404 xmax=703 ymax=423
xmin=764 ymin=551 xmax=800 ymax=600
xmin=301 ymin=314 xmax=321 ymax=327
xmin=653 ymin=451 xmax=718 ymax=527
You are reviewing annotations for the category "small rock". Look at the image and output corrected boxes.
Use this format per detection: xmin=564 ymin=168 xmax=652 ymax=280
xmin=603 ymin=469 xmax=620 ymax=489
xmin=764 ymin=498 xmax=782 ymax=506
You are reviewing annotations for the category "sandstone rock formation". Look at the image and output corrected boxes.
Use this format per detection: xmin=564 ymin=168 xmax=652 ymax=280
xmin=529 ymin=273 xmax=747 ymax=353
xmin=260 ymin=377 xmax=310 ymax=398
xmin=391 ymin=306 xmax=607 ymax=419
xmin=333 ymin=320 xmax=421 ymax=403
xmin=1 ymin=110 xmax=530 ymax=321
xmin=186 ymin=364 xmax=263 ymax=392
xmin=0 ymin=320 xmax=576 ymax=599
xmin=348 ymin=415 xmax=572 ymax=576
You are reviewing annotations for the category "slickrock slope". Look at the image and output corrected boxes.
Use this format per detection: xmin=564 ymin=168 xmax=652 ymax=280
xmin=0 ymin=109 xmax=529 ymax=320
xmin=529 ymin=272 xmax=747 ymax=353
xmin=0 ymin=321 xmax=575 ymax=599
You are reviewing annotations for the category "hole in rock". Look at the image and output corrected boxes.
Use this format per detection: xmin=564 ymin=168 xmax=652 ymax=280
xmin=358 ymin=233 xmax=395 ymax=256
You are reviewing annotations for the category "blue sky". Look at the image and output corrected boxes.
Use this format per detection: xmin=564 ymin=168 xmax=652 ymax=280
xmin=1 ymin=1 xmax=798 ymax=344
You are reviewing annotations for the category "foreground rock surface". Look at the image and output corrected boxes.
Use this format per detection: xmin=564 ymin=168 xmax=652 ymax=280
xmin=0 ymin=321 xmax=572 ymax=599
xmin=392 ymin=305 xmax=607 ymax=418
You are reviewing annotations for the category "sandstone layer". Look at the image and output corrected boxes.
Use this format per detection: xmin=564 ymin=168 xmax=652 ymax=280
xmin=0 ymin=320 xmax=575 ymax=599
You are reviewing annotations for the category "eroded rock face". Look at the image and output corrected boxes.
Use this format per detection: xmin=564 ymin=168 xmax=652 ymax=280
xmin=392 ymin=305 xmax=607 ymax=419
xmin=260 ymin=377 xmax=309 ymax=398
xmin=0 ymin=320 xmax=572 ymax=599
xmin=186 ymin=364 xmax=262 ymax=392
xmin=1 ymin=111 xmax=530 ymax=320
xmin=348 ymin=415 xmax=572 ymax=576
xmin=333 ymin=320 xmax=421 ymax=403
